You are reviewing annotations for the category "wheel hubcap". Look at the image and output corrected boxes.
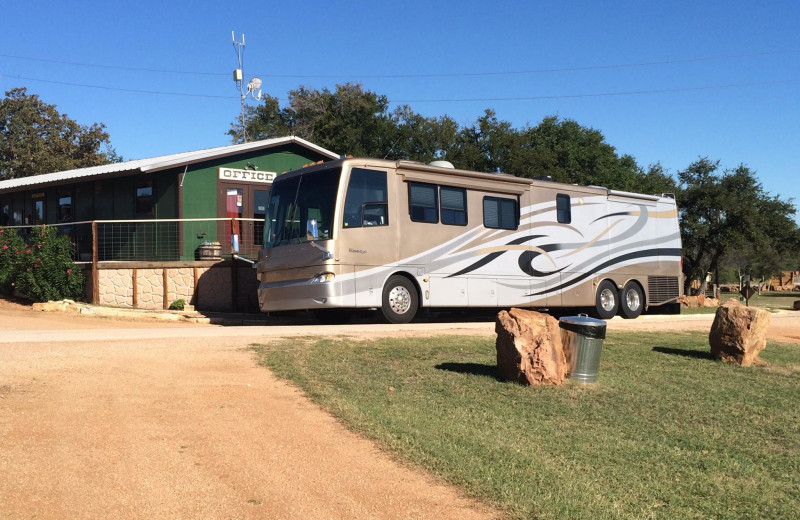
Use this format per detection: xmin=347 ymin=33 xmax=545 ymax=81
xmin=388 ymin=286 xmax=411 ymax=314
xmin=600 ymin=288 xmax=616 ymax=311
xmin=626 ymin=289 xmax=641 ymax=311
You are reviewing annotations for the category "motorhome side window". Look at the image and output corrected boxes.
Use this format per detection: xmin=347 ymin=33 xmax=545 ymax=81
xmin=408 ymin=182 xmax=438 ymax=223
xmin=483 ymin=196 xmax=518 ymax=230
xmin=440 ymin=186 xmax=467 ymax=226
xmin=556 ymin=194 xmax=571 ymax=224
xmin=343 ymin=168 xmax=388 ymax=228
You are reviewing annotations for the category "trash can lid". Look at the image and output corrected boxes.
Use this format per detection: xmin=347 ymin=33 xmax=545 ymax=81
xmin=559 ymin=315 xmax=607 ymax=339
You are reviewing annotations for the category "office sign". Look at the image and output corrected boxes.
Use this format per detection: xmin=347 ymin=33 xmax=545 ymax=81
xmin=218 ymin=167 xmax=277 ymax=184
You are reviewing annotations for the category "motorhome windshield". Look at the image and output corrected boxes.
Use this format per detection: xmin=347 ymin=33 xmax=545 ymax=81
xmin=263 ymin=168 xmax=342 ymax=249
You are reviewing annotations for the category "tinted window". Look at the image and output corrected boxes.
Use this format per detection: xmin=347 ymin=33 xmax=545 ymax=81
xmin=483 ymin=197 xmax=518 ymax=230
xmin=59 ymin=195 xmax=73 ymax=223
xmin=344 ymin=168 xmax=388 ymax=228
xmin=264 ymin=168 xmax=342 ymax=248
xmin=409 ymin=182 xmax=438 ymax=223
xmin=440 ymin=186 xmax=467 ymax=226
xmin=136 ymin=180 xmax=154 ymax=217
xmin=32 ymin=197 xmax=45 ymax=224
xmin=557 ymin=194 xmax=571 ymax=224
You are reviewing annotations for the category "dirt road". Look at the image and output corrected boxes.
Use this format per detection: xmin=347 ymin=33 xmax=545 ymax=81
xmin=1 ymin=299 xmax=798 ymax=519
xmin=0 ymin=300 xmax=501 ymax=520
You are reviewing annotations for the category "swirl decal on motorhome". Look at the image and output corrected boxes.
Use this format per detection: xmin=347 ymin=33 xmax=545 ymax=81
xmin=527 ymin=247 xmax=682 ymax=297
xmin=447 ymin=235 xmax=547 ymax=277
xmin=445 ymin=205 xmax=653 ymax=282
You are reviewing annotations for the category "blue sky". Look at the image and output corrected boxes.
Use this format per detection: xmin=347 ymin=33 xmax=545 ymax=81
xmin=2 ymin=1 xmax=798 ymax=221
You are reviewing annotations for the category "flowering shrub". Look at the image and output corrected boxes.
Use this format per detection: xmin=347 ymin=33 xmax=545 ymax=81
xmin=0 ymin=228 xmax=27 ymax=295
xmin=1 ymin=226 xmax=84 ymax=302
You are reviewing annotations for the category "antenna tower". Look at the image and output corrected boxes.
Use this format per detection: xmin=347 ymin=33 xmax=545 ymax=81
xmin=232 ymin=31 xmax=262 ymax=143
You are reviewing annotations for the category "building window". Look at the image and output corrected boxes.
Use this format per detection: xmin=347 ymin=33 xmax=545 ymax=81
xmin=556 ymin=194 xmax=571 ymax=224
xmin=32 ymin=194 xmax=45 ymax=225
xmin=59 ymin=195 xmax=73 ymax=223
xmin=408 ymin=182 xmax=438 ymax=223
xmin=253 ymin=189 xmax=269 ymax=246
xmin=483 ymin=196 xmax=518 ymax=230
xmin=344 ymin=168 xmax=388 ymax=228
xmin=135 ymin=180 xmax=154 ymax=217
xmin=440 ymin=186 xmax=467 ymax=226
xmin=0 ymin=200 xmax=9 ymax=226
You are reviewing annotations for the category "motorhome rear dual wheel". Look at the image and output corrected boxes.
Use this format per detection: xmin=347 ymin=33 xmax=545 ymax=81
xmin=594 ymin=280 xmax=619 ymax=320
xmin=619 ymin=281 xmax=644 ymax=319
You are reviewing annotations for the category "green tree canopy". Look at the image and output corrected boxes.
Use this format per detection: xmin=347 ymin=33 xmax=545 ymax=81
xmin=229 ymin=83 xmax=394 ymax=157
xmin=0 ymin=87 xmax=118 ymax=180
xmin=233 ymin=88 xmax=677 ymax=195
xmin=678 ymin=158 xmax=797 ymax=293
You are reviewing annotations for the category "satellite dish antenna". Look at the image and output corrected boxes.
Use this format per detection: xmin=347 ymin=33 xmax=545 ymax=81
xmin=247 ymin=77 xmax=262 ymax=100
xmin=248 ymin=77 xmax=262 ymax=91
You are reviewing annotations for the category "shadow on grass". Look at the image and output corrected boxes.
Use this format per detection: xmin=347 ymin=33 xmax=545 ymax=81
xmin=652 ymin=346 xmax=716 ymax=361
xmin=435 ymin=362 xmax=502 ymax=381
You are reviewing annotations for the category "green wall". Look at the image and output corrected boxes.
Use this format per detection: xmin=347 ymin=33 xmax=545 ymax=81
xmin=0 ymin=142 xmax=333 ymax=262
xmin=180 ymin=144 xmax=328 ymax=220
xmin=179 ymin=144 xmax=331 ymax=259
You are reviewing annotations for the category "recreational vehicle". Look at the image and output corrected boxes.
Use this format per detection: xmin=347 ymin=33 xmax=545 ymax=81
xmin=255 ymin=158 xmax=683 ymax=323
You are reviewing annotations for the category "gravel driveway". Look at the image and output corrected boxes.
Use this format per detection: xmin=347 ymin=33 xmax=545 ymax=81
xmin=1 ymin=299 xmax=797 ymax=519
xmin=0 ymin=301 xmax=500 ymax=520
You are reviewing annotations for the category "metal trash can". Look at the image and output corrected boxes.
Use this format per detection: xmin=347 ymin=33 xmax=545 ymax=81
xmin=559 ymin=315 xmax=607 ymax=383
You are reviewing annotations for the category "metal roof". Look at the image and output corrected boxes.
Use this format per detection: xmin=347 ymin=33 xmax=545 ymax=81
xmin=0 ymin=136 xmax=339 ymax=192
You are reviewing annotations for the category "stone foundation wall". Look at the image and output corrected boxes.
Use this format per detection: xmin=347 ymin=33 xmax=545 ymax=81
xmin=86 ymin=262 xmax=259 ymax=312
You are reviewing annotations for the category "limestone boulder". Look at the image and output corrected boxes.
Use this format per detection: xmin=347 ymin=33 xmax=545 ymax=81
xmin=677 ymin=295 xmax=706 ymax=308
xmin=709 ymin=299 xmax=771 ymax=366
xmin=495 ymin=308 xmax=567 ymax=386
xmin=702 ymin=297 xmax=720 ymax=307
xmin=32 ymin=299 xmax=78 ymax=313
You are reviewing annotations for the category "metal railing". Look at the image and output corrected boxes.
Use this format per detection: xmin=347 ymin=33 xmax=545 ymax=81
xmin=0 ymin=217 xmax=264 ymax=262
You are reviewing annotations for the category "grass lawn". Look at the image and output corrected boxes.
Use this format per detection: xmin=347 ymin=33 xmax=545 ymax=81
xmin=252 ymin=332 xmax=800 ymax=520
xmin=680 ymin=291 xmax=800 ymax=314
xmin=744 ymin=291 xmax=800 ymax=311
xmin=676 ymin=306 xmax=718 ymax=315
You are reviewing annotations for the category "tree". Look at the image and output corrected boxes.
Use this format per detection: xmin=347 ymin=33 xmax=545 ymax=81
xmin=513 ymin=116 xmax=660 ymax=192
xmin=678 ymin=158 xmax=797 ymax=294
xmin=450 ymin=110 xmax=520 ymax=173
xmin=229 ymin=83 xmax=395 ymax=157
xmin=450 ymin=114 xmax=678 ymax=195
xmin=229 ymin=95 xmax=291 ymax=144
xmin=231 ymin=87 xmax=678 ymax=196
xmin=384 ymin=105 xmax=461 ymax=163
xmin=0 ymin=88 xmax=118 ymax=180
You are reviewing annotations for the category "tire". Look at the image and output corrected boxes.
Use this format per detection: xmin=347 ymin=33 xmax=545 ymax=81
xmin=381 ymin=275 xmax=419 ymax=324
xmin=618 ymin=281 xmax=644 ymax=319
xmin=592 ymin=280 xmax=619 ymax=320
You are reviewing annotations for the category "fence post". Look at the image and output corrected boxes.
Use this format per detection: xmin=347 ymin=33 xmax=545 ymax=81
xmin=231 ymin=257 xmax=238 ymax=312
xmin=162 ymin=268 xmax=169 ymax=310
xmin=91 ymin=221 xmax=98 ymax=305
xmin=132 ymin=268 xmax=138 ymax=308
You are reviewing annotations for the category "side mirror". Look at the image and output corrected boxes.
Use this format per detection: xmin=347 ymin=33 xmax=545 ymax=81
xmin=306 ymin=218 xmax=319 ymax=241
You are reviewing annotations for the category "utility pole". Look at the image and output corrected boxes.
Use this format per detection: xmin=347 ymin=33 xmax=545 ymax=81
xmin=232 ymin=31 xmax=262 ymax=143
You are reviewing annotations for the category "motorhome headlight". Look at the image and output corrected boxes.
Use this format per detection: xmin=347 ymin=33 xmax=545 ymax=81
xmin=311 ymin=272 xmax=335 ymax=284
